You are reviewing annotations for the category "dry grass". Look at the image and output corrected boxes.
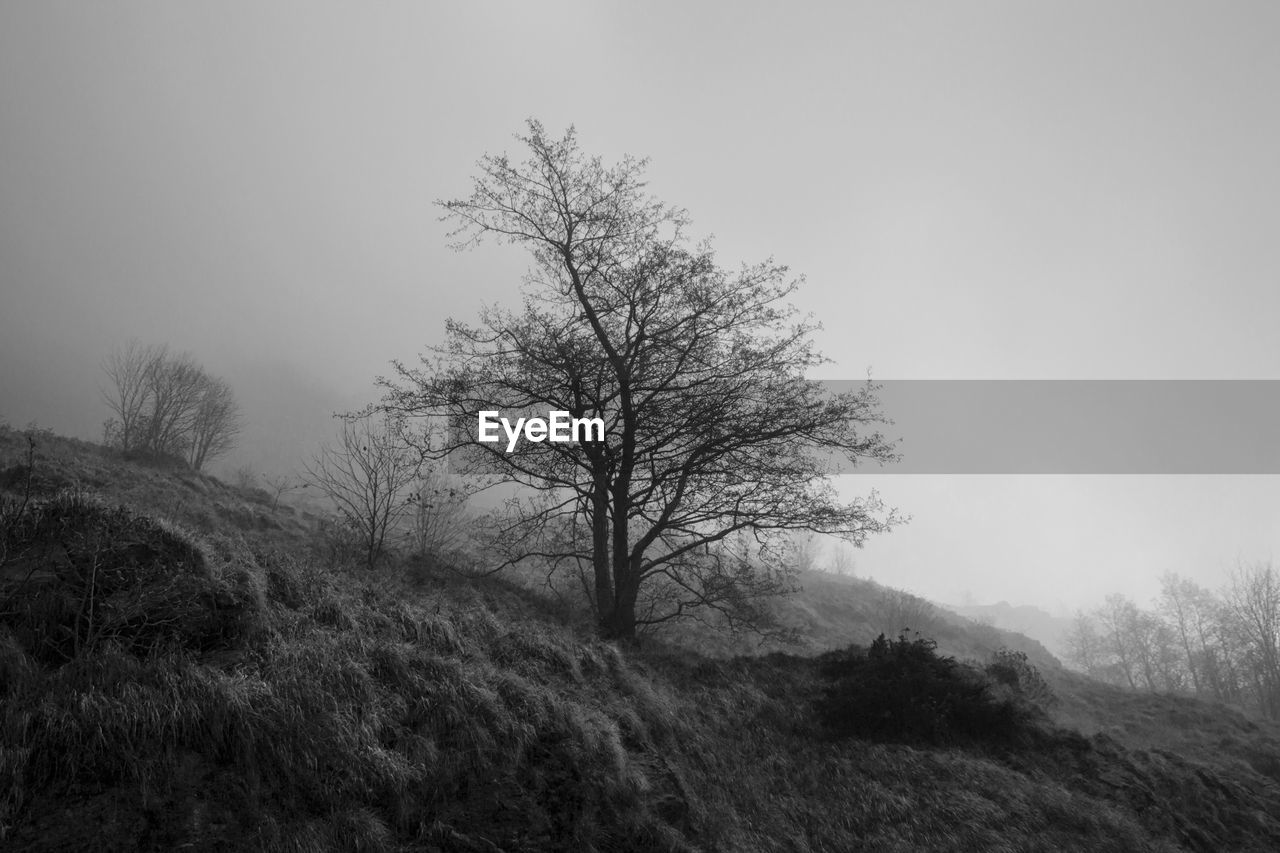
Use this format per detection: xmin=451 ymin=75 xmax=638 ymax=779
xmin=4 ymin=426 xmax=1280 ymax=851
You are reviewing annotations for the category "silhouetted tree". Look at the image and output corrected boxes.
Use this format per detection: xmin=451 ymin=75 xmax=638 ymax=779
xmin=304 ymin=415 xmax=420 ymax=570
xmin=406 ymin=465 xmax=471 ymax=562
xmin=141 ymin=350 xmax=205 ymax=459
xmin=786 ymin=531 xmax=823 ymax=574
xmin=263 ymin=474 xmax=307 ymax=511
xmin=1095 ymin=594 xmax=1142 ymax=689
xmin=828 ymin=544 xmax=857 ymax=576
xmin=383 ymin=121 xmax=898 ymax=639
xmin=187 ymin=375 xmax=242 ymax=471
xmin=1064 ymin=610 xmax=1105 ymax=677
xmin=101 ymin=342 xmax=242 ymax=470
xmin=101 ymin=340 xmax=161 ymax=453
xmin=1158 ymin=572 xmax=1224 ymax=696
xmin=1225 ymin=561 xmax=1280 ymax=716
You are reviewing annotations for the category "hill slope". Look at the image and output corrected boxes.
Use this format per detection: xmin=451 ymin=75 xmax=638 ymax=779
xmin=3 ymin=425 xmax=1280 ymax=851
xmin=947 ymin=600 xmax=1074 ymax=659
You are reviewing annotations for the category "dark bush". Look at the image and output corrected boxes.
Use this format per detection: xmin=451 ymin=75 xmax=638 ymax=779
xmin=0 ymin=491 xmax=262 ymax=665
xmin=817 ymin=633 xmax=1043 ymax=746
xmin=985 ymin=647 xmax=1055 ymax=707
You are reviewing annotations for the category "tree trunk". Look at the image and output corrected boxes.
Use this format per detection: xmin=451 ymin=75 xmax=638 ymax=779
xmin=601 ymin=468 xmax=636 ymax=640
xmin=602 ymin=572 xmax=640 ymax=640
xmin=590 ymin=480 xmax=614 ymax=621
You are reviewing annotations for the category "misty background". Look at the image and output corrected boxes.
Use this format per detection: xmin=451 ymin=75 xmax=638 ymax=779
xmin=2 ymin=1 xmax=1278 ymax=617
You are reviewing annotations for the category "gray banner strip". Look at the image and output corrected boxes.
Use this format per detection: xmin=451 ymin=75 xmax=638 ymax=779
xmin=822 ymin=380 xmax=1280 ymax=474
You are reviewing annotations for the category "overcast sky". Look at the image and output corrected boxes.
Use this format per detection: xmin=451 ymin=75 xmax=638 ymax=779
xmin=2 ymin=2 xmax=1278 ymax=614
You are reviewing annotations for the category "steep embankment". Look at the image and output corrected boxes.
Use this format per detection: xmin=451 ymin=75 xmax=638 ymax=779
xmin=3 ymin=425 xmax=1280 ymax=851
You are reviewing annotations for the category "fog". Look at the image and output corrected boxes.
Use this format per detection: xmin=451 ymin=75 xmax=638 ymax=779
xmin=3 ymin=1 xmax=1278 ymax=614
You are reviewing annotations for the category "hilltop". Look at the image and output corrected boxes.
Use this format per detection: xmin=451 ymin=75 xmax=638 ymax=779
xmin=947 ymin=600 xmax=1074 ymax=660
xmin=3 ymin=424 xmax=1280 ymax=851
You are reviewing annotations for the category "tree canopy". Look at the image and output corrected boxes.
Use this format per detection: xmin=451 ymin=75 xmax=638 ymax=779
xmin=383 ymin=121 xmax=898 ymax=639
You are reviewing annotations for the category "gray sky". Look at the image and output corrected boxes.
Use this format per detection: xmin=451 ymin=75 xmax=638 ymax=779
xmin=2 ymin=2 xmax=1277 ymax=614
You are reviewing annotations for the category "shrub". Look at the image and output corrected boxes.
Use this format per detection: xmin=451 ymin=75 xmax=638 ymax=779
xmin=0 ymin=491 xmax=263 ymax=665
xmin=985 ymin=646 xmax=1055 ymax=707
xmin=817 ymin=633 xmax=1043 ymax=746
xmin=314 ymin=516 xmax=368 ymax=571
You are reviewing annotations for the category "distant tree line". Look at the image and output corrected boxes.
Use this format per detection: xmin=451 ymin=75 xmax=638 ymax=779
xmin=101 ymin=341 xmax=242 ymax=471
xmin=1067 ymin=562 xmax=1280 ymax=718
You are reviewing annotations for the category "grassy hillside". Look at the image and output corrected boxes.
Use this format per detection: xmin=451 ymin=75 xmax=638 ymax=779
xmin=3 ymin=424 xmax=1280 ymax=851
xmin=946 ymin=601 xmax=1073 ymax=660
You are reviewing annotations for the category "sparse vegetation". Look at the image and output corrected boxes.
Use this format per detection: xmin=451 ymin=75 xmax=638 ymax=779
xmin=404 ymin=464 xmax=472 ymax=567
xmin=4 ymin=428 xmax=1280 ymax=851
xmin=303 ymin=414 xmax=420 ymax=570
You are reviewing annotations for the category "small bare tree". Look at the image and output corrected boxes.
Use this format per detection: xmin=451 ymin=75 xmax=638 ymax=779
xmin=263 ymin=473 xmax=308 ymax=511
xmin=1095 ymin=594 xmax=1143 ymax=689
xmin=828 ymin=543 xmax=857 ymax=576
xmin=187 ymin=376 xmax=242 ymax=471
xmin=101 ymin=340 xmax=162 ymax=452
xmin=406 ymin=465 xmax=471 ymax=562
xmin=786 ymin=531 xmax=823 ymax=574
xmin=141 ymin=350 xmax=205 ymax=459
xmin=305 ymin=415 xmax=421 ymax=570
xmin=1225 ymin=562 xmax=1280 ymax=717
xmin=1158 ymin=572 xmax=1224 ymax=696
xmin=233 ymin=466 xmax=258 ymax=490
xmin=1064 ymin=611 xmax=1105 ymax=677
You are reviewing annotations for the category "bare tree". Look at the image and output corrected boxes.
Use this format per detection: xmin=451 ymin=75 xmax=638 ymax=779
xmin=383 ymin=121 xmax=899 ymax=639
xmin=263 ymin=474 xmax=308 ymax=511
xmin=1158 ymin=572 xmax=1224 ymax=695
xmin=1108 ymin=604 xmax=1173 ymax=691
xmin=1138 ymin=612 xmax=1185 ymax=691
xmin=786 ymin=531 xmax=823 ymax=574
xmin=405 ymin=465 xmax=471 ymax=561
xmin=1095 ymin=594 xmax=1142 ymax=689
xmin=186 ymin=375 xmax=242 ymax=471
xmin=141 ymin=350 xmax=205 ymax=459
xmin=1093 ymin=594 xmax=1186 ymax=691
xmin=1064 ymin=610 xmax=1105 ymax=677
xmin=828 ymin=544 xmax=857 ymax=576
xmin=1204 ymin=596 xmax=1242 ymax=704
xmin=304 ymin=415 xmax=421 ymax=570
xmin=1224 ymin=561 xmax=1280 ymax=716
xmin=101 ymin=340 xmax=162 ymax=451
xmin=101 ymin=342 xmax=242 ymax=470
xmin=1075 ymin=566 xmax=1280 ymax=715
